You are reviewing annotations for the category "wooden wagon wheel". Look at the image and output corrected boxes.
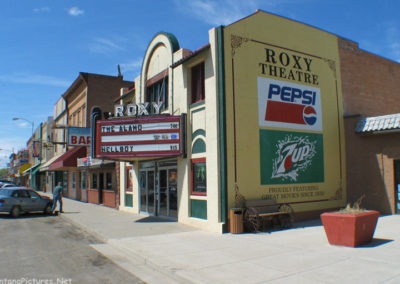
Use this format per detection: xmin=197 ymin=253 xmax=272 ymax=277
xmin=244 ymin=207 xmax=261 ymax=232
xmin=278 ymin=204 xmax=294 ymax=229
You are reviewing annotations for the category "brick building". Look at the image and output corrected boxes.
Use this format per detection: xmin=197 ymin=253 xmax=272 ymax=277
xmin=91 ymin=10 xmax=400 ymax=233
xmin=43 ymin=72 xmax=133 ymax=205
xmin=340 ymin=38 xmax=400 ymax=214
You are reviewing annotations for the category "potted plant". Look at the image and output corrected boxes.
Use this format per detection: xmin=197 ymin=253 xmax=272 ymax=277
xmin=320 ymin=196 xmax=379 ymax=247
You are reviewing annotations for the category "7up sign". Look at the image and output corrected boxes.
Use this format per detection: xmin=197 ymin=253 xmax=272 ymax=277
xmin=272 ymin=136 xmax=316 ymax=180
xmin=260 ymin=129 xmax=324 ymax=184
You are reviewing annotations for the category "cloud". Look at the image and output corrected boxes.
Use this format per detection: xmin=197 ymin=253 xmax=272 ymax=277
xmin=0 ymin=139 xmax=25 ymax=168
xmin=368 ymin=21 xmax=400 ymax=63
xmin=0 ymin=142 xmax=17 ymax=154
xmin=385 ymin=22 xmax=400 ymax=62
xmin=68 ymin=6 xmax=85 ymax=16
xmin=88 ymin=37 xmax=125 ymax=54
xmin=0 ymin=154 xmax=11 ymax=169
xmin=119 ymin=59 xmax=143 ymax=78
xmin=14 ymin=121 xmax=33 ymax=130
xmin=0 ymin=73 xmax=70 ymax=87
xmin=391 ymin=45 xmax=400 ymax=62
xmin=174 ymin=0 xmax=252 ymax=26
xmin=174 ymin=0 xmax=274 ymax=26
xmin=33 ymin=7 xmax=51 ymax=13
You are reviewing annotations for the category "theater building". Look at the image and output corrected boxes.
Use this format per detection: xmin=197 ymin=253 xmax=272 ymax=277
xmin=94 ymin=10 xmax=400 ymax=233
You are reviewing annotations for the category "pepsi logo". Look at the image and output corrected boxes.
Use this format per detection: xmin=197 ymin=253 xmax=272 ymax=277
xmin=258 ymin=77 xmax=323 ymax=132
xmin=303 ymin=106 xmax=317 ymax=125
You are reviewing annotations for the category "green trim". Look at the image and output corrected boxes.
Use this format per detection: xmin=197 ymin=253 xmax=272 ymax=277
xmin=31 ymin=165 xmax=40 ymax=175
xmin=125 ymin=194 xmax=133 ymax=207
xmin=190 ymin=199 xmax=207 ymax=220
xmin=192 ymin=139 xmax=206 ymax=154
xmin=190 ymin=100 xmax=205 ymax=108
xmin=142 ymin=32 xmax=180 ymax=79
xmin=158 ymin=32 xmax=180 ymax=52
xmin=192 ymin=129 xmax=206 ymax=140
xmin=216 ymin=26 xmax=227 ymax=227
xmin=190 ymin=107 xmax=206 ymax=142
xmin=191 ymin=106 xmax=205 ymax=114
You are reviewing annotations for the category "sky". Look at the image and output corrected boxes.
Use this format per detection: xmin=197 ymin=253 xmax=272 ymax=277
xmin=0 ymin=0 xmax=399 ymax=168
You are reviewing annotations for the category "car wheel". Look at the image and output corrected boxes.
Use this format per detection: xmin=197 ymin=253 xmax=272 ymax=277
xmin=44 ymin=203 xmax=52 ymax=215
xmin=11 ymin=206 xmax=21 ymax=218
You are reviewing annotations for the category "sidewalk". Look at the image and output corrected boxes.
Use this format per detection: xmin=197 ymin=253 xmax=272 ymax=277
xmin=54 ymin=196 xmax=400 ymax=284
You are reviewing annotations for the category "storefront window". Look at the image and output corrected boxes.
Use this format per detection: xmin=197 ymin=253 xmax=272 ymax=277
xmin=192 ymin=158 xmax=206 ymax=195
xmin=126 ymin=165 xmax=133 ymax=192
xmin=92 ymin=173 xmax=98 ymax=189
xmin=62 ymin=171 xmax=68 ymax=193
xmin=99 ymin=173 xmax=104 ymax=189
xmin=81 ymin=171 xmax=87 ymax=190
xmin=71 ymin=172 xmax=76 ymax=189
xmin=106 ymin=172 xmax=112 ymax=190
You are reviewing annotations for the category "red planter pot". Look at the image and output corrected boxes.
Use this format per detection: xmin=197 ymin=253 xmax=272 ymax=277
xmin=320 ymin=210 xmax=379 ymax=247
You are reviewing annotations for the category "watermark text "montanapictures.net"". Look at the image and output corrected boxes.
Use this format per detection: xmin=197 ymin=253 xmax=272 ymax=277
xmin=0 ymin=278 xmax=72 ymax=284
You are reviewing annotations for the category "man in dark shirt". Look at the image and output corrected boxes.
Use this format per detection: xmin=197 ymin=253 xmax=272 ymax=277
xmin=52 ymin=182 xmax=64 ymax=214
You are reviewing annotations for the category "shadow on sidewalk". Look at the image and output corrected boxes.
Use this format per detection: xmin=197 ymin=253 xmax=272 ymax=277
xmin=0 ymin=213 xmax=55 ymax=219
xmin=135 ymin=216 xmax=176 ymax=223
xmin=292 ymin=218 xmax=323 ymax=228
xmin=359 ymin=238 xmax=393 ymax=248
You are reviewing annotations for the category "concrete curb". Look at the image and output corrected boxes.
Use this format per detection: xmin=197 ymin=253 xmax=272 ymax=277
xmin=37 ymin=192 xmax=400 ymax=283
xmin=92 ymin=242 xmax=192 ymax=284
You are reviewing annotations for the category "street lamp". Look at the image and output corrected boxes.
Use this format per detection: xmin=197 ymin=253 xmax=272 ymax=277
xmin=12 ymin=117 xmax=34 ymax=135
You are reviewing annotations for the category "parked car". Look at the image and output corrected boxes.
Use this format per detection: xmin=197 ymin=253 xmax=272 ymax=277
xmin=0 ymin=183 xmax=18 ymax=188
xmin=0 ymin=181 xmax=12 ymax=187
xmin=0 ymin=188 xmax=53 ymax=217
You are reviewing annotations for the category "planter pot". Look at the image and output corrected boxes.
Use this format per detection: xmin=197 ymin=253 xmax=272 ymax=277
xmin=320 ymin=210 xmax=379 ymax=247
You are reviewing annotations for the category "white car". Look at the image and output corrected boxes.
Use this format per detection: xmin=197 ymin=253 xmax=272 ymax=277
xmin=0 ymin=183 xmax=18 ymax=188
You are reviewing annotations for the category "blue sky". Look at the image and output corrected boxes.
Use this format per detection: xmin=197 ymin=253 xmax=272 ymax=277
xmin=0 ymin=0 xmax=399 ymax=167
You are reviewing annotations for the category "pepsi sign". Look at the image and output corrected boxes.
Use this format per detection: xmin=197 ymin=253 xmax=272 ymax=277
xmin=258 ymin=78 xmax=322 ymax=131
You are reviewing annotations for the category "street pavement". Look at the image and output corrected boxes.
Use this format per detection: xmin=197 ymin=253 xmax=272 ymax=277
xmin=48 ymin=195 xmax=400 ymax=284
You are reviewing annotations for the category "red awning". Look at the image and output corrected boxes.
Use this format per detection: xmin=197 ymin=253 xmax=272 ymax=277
xmin=49 ymin=147 xmax=87 ymax=171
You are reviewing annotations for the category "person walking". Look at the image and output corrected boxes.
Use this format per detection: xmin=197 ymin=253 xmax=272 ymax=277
xmin=52 ymin=182 xmax=64 ymax=214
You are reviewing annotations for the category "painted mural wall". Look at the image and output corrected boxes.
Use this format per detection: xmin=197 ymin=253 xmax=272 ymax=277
xmin=223 ymin=11 xmax=346 ymax=213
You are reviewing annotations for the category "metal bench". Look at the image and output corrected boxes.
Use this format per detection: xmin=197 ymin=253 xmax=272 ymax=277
xmin=244 ymin=199 xmax=294 ymax=232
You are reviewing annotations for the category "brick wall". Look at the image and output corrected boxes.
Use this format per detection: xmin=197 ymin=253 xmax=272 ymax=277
xmin=102 ymin=190 xmax=117 ymax=208
xmin=340 ymin=37 xmax=400 ymax=214
xmin=344 ymin=116 xmax=397 ymax=214
xmin=86 ymin=74 xmax=133 ymax=121
xmin=339 ymin=38 xmax=400 ymax=117
xmin=87 ymin=189 xmax=100 ymax=204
